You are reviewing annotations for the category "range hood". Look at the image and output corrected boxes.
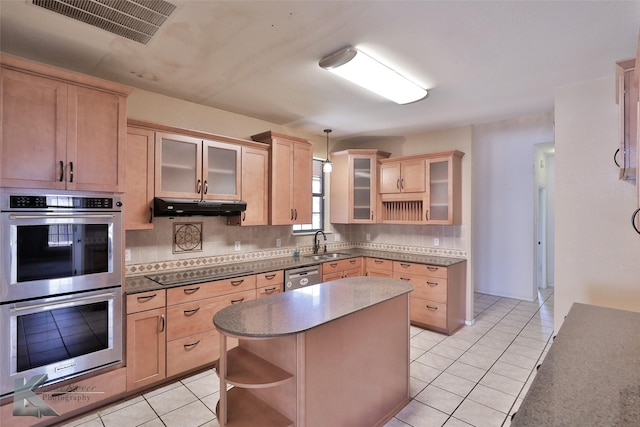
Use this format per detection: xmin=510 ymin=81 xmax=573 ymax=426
xmin=154 ymin=198 xmax=246 ymax=217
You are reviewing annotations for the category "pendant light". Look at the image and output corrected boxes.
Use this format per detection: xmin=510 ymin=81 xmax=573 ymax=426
xmin=323 ymin=129 xmax=333 ymax=173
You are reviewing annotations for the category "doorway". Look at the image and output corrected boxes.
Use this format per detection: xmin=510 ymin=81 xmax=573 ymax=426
xmin=534 ymin=143 xmax=555 ymax=296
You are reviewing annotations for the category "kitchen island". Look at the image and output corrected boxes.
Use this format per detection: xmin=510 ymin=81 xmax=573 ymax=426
xmin=512 ymin=303 xmax=640 ymax=426
xmin=213 ymin=277 xmax=413 ymax=427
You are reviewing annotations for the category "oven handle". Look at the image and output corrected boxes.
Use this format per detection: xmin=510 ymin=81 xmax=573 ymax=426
xmin=10 ymin=291 xmax=117 ymax=312
xmin=9 ymin=214 xmax=117 ymax=220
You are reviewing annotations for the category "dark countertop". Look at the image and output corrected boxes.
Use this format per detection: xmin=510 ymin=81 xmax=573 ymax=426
xmin=512 ymin=303 xmax=640 ymax=426
xmin=124 ymin=248 xmax=465 ymax=294
xmin=213 ymin=277 xmax=413 ymax=337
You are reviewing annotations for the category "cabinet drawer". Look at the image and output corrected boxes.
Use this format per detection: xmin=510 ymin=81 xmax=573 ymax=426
xmin=393 ymin=261 xmax=448 ymax=279
xmin=393 ymin=272 xmax=447 ymax=303
xmin=323 ymin=257 xmax=362 ymax=273
xmin=365 ymin=257 xmax=393 ymax=271
xmin=257 ymin=284 xmax=283 ymax=298
xmin=167 ymin=275 xmax=257 ymax=305
xmin=166 ymin=289 xmax=255 ymax=340
xmin=167 ymin=330 xmax=220 ymax=378
xmin=323 ymin=271 xmax=343 ymax=282
xmin=366 ymin=268 xmax=394 ymax=278
xmin=127 ymin=290 xmax=166 ymax=314
xmin=410 ymin=298 xmax=447 ymax=329
xmin=256 ymin=270 xmax=283 ymax=287
xmin=343 ymin=267 xmax=362 ymax=278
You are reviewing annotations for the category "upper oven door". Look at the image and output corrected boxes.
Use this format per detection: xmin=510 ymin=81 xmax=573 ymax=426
xmin=0 ymin=212 xmax=122 ymax=302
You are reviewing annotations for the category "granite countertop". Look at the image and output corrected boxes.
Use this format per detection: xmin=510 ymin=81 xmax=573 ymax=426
xmin=212 ymin=277 xmax=413 ymax=337
xmin=512 ymin=303 xmax=640 ymax=426
xmin=124 ymin=248 xmax=465 ymax=294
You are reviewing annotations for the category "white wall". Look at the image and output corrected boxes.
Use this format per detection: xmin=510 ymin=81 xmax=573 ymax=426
xmin=555 ymin=75 xmax=640 ymax=332
xmin=472 ymin=112 xmax=554 ymax=301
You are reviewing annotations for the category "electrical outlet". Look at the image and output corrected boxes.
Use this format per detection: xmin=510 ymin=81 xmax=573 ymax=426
xmin=433 ymin=238 xmax=440 ymax=247
xmin=366 ymin=233 xmax=371 ymax=241
xmin=124 ymin=249 xmax=131 ymax=262
xmin=235 ymin=241 xmax=241 ymax=251
xmin=276 ymin=238 xmax=281 ymax=248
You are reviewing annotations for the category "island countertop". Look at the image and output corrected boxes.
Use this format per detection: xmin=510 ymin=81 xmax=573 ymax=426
xmin=512 ymin=303 xmax=640 ymax=426
xmin=213 ymin=276 xmax=413 ymax=337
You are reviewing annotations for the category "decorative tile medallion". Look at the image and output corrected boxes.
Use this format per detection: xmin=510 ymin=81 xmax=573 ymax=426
xmin=173 ymin=222 xmax=202 ymax=254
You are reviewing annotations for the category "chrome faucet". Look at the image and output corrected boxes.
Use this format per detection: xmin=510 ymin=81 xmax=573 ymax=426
xmin=313 ymin=230 xmax=327 ymax=254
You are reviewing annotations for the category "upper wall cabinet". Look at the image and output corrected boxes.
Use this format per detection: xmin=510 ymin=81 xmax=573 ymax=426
xmin=0 ymin=54 xmax=131 ymax=192
xmin=155 ymin=133 xmax=241 ymax=201
xmin=379 ymin=157 xmax=426 ymax=194
xmin=125 ymin=126 xmax=155 ymax=230
xmin=251 ymin=131 xmax=313 ymax=225
xmin=330 ymin=149 xmax=391 ymax=224
xmin=235 ymin=146 xmax=269 ymax=226
xmin=615 ymin=58 xmax=637 ymax=181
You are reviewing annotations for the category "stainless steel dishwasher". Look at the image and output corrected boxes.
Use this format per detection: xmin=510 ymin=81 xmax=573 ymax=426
xmin=284 ymin=264 xmax=322 ymax=291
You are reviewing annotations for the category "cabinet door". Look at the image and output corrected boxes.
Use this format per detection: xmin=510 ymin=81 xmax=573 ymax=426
xmin=270 ymin=138 xmax=294 ymax=225
xmin=126 ymin=307 xmax=166 ymax=391
xmin=351 ymin=156 xmax=375 ymax=222
xmin=379 ymin=162 xmax=401 ymax=194
xmin=69 ymin=85 xmax=126 ymax=192
xmin=125 ymin=127 xmax=154 ymax=230
xmin=1 ymin=68 xmax=67 ymax=189
xmin=204 ymin=139 xmax=241 ymax=200
xmin=292 ymin=141 xmax=313 ymax=224
xmin=155 ymin=133 xmax=202 ymax=199
xmin=426 ymin=157 xmax=451 ymax=224
xmin=400 ymin=158 xmax=426 ymax=193
xmin=241 ymin=146 xmax=269 ymax=225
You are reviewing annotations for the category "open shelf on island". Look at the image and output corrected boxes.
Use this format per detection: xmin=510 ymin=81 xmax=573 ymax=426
xmin=218 ymin=347 xmax=293 ymax=388
xmin=216 ymin=387 xmax=293 ymax=427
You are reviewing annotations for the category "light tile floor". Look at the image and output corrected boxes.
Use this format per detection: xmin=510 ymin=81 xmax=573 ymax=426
xmin=62 ymin=288 xmax=554 ymax=427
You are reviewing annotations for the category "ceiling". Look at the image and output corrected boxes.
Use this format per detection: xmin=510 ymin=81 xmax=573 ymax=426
xmin=1 ymin=1 xmax=639 ymax=141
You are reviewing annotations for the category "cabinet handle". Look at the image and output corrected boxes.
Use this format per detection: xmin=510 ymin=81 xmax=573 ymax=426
xmin=374 ymin=260 xmax=384 ymax=264
xmin=614 ymin=148 xmax=621 ymax=167
xmin=349 ymin=259 xmax=356 ymax=264
xmin=396 ymin=178 xmax=400 ymax=189
xmin=294 ymin=208 xmax=298 ymax=220
xmin=149 ymin=206 xmax=153 ymax=223
xmin=427 ymin=266 xmax=438 ymax=271
xmin=400 ymin=178 xmax=404 ymax=189
xmin=204 ymin=180 xmax=208 ymax=195
xmin=242 ymin=211 xmax=246 ymax=221
xmin=263 ymin=287 xmax=277 ymax=294
xmin=425 ymin=209 xmax=429 ymax=221
xmin=59 ymin=160 xmax=64 ymax=182
xmin=329 ymin=263 xmax=338 ymax=267
xmin=69 ymin=161 xmax=74 ymax=183
xmin=183 ymin=287 xmax=200 ymax=294
xmin=136 ymin=293 xmax=157 ymax=302
xmin=197 ymin=179 xmax=202 ymax=194
xmin=291 ymin=209 xmax=294 ymax=220
xmin=399 ymin=277 xmax=411 ymax=281
xmin=370 ymin=210 xmax=373 ymax=220
xmin=399 ymin=263 xmax=411 ymax=269
xmin=230 ymin=279 xmax=244 ymax=286
xmin=426 ymin=305 xmax=438 ymax=311
xmin=426 ymin=281 xmax=438 ymax=287
xmin=231 ymin=298 xmax=245 ymax=304
xmin=632 ymin=208 xmax=640 ymax=235
xmin=265 ymin=274 xmax=276 ymax=280
xmin=183 ymin=340 xmax=201 ymax=349
xmin=160 ymin=314 xmax=165 ymax=332
xmin=183 ymin=307 xmax=200 ymax=316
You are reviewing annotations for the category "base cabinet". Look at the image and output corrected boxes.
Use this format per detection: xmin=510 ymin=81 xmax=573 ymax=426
xmin=393 ymin=260 xmax=466 ymax=335
xmin=322 ymin=257 xmax=363 ymax=282
xmin=365 ymin=257 xmax=394 ymax=277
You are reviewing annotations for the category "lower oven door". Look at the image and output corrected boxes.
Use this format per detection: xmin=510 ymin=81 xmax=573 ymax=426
xmin=0 ymin=287 xmax=122 ymax=397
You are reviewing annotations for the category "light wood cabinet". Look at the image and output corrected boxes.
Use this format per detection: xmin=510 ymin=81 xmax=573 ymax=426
xmin=256 ymin=270 xmax=284 ymax=297
xmin=329 ymin=149 xmax=391 ymax=224
xmin=393 ymin=260 xmax=466 ymax=335
xmin=251 ymin=131 xmax=313 ymax=225
xmin=616 ymin=58 xmax=637 ymax=181
xmin=155 ymin=132 xmax=241 ymax=201
xmin=380 ymin=151 xmax=464 ymax=225
xmin=126 ymin=290 xmax=167 ymax=391
xmin=322 ymin=257 xmax=363 ymax=282
xmin=365 ymin=257 xmax=394 ymax=278
xmin=238 ymin=146 xmax=269 ymax=226
xmin=0 ymin=54 xmax=131 ymax=192
xmin=125 ymin=126 xmax=154 ymax=230
xmin=379 ymin=157 xmax=426 ymax=194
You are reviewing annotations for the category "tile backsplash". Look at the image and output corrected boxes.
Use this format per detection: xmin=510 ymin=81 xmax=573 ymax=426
xmin=125 ymin=217 xmax=467 ymax=276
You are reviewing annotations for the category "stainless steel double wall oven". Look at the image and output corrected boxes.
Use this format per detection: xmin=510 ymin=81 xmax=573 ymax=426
xmin=0 ymin=189 xmax=123 ymax=397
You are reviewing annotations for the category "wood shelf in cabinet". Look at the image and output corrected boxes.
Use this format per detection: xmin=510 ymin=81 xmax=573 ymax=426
xmin=216 ymin=387 xmax=293 ymax=427
xmin=217 ymin=347 xmax=293 ymax=388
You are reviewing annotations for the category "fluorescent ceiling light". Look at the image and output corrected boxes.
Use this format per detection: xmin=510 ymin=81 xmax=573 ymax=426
xmin=319 ymin=46 xmax=427 ymax=104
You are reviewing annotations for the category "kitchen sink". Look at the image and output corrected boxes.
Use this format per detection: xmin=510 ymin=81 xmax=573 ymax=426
xmin=303 ymin=252 xmax=349 ymax=261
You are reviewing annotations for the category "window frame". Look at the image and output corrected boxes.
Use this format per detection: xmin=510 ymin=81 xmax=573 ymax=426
xmin=293 ymin=158 xmax=325 ymax=234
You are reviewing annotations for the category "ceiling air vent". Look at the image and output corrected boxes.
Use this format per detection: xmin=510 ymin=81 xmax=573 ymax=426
xmin=31 ymin=0 xmax=177 ymax=45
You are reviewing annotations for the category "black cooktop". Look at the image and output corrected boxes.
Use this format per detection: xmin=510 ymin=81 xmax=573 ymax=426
xmin=145 ymin=266 xmax=253 ymax=287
